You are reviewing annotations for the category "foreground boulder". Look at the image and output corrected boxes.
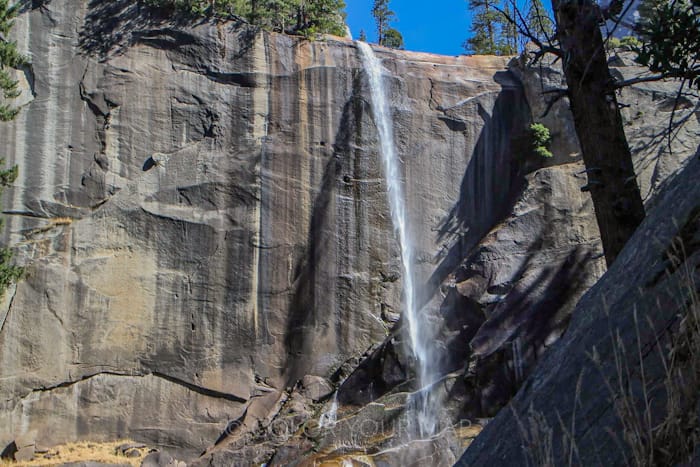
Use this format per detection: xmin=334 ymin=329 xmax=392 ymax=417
xmin=459 ymin=151 xmax=700 ymax=465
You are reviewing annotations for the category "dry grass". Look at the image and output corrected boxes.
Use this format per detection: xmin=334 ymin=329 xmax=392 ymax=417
xmin=26 ymin=217 xmax=73 ymax=237
xmin=0 ymin=440 xmax=149 ymax=466
xmin=47 ymin=217 xmax=73 ymax=226
xmin=512 ymin=375 xmax=582 ymax=467
xmin=454 ymin=423 xmax=483 ymax=448
xmin=596 ymin=240 xmax=700 ymax=466
xmin=514 ymin=236 xmax=700 ymax=466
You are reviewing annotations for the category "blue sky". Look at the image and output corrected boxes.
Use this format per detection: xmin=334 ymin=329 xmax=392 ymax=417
xmin=345 ymin=0 xmax=470 ymax=56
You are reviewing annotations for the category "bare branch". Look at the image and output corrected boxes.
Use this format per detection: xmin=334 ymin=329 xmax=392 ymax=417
xmin=614 ymin=74 xmax=674 ymax=88
xmin=491 ymin=1 xmax=563 ymax=60
xmin=666 ymin=77 xmax=687 ymax=155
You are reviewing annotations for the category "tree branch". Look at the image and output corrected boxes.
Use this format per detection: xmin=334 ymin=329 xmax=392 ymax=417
xmin=492 ymin=1 xmax=563 ymax=61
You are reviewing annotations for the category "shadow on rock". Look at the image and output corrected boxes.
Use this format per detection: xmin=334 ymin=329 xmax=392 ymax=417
xmin=338 ymin=70 xmax=534 ymax=407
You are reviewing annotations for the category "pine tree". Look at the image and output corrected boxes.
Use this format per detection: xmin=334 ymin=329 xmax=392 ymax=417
xmin=299 ymin=0 xmax=347 ymax=36
xmin=634 ymin=0 xmax=699 ymax=88
xmin=526 ymin=0 xmax=553 ymax=42
xmin=465 ymin=0 xmax=501 ymax=54
xmin=0 ymin=162 xmax=21 ymax=296
xmin=265 ymin=0 xmax=300 ymax=32
xmin=0 ymin=0 xmax=23 ymax=294
xmin=467 ymin=0 xmax=550 ymax=55
xmin=143 ymin=0 xmax=347 ymax=37
xmin=496 ymin=2 xmax=517 ymax=54
xmin=358 ymin=29 xmax=367 ymax=41
xmin=0 ymin=0 xmax=25 ymax=121
xmin=371 ymin=0 xmax=394 ymax=46
xmin=552 ymin=0 xmax=646 ymax=265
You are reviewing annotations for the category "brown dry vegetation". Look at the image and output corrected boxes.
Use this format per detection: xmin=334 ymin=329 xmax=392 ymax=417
xmin=601 ymin=240 xmax=700 ymax=466
xmin=514 ymin=237 xmax=700 ymax=466
xmin=0 ymin=440 xmax=149 ymax=466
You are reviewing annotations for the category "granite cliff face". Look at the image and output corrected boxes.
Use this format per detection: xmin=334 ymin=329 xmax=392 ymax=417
xmin=0 ymin=0 xmax=529 ymax=460
xmin=0 ymin=1 xmax=697 ymax=465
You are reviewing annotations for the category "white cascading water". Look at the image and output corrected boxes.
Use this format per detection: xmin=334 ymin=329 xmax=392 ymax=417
xmin=357 ymin=41 xmax=436 ymax=437
xmin=319 ymin=392 xmax=339 ymax=428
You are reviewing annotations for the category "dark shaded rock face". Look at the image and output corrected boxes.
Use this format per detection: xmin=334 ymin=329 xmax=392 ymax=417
xmin=0 ymin=0 xmax=698 ymax=465
xmin=458 ymin=153 xmax=700 ymax=465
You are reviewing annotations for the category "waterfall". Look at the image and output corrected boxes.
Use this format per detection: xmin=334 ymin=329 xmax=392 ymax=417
xmin=319 ymin=392 xmax=339 ymax=428
xmin=356 ymin=42 xmax=436 ymax=437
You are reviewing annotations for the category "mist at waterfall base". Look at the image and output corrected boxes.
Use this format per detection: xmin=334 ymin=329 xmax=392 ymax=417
xmin=356 ymin=41 xmax=442 ymax=440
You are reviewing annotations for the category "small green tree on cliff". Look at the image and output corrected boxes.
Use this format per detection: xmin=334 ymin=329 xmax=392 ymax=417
xmin=0 ymin=162 xmax=21 ymax=296
xmin=0 ymin=0 xmax=24 ymax=294
xmin=0 ymin=0 xmax=26 ymax=121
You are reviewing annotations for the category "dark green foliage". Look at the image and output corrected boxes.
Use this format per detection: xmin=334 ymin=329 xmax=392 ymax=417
xmin=497 ymin=2 xmax=517 ymax=54
xmin=525 ymin=0 xmax=553 ymax=42
xmin=0 ymin=162 xmax=22 ymax=297
xmin=529 ymin=123 xmax=553 ymax=158
xmin=0 ymin=1 xmax=24 ymax=294
xmin=358 ymin=29 xmax=367 ymax=41
xmin=464 ymin=0 xmax=500 ymax=54
xmin=143 ymin=0 xmax=250 ymax=17
xmin=465 ymin=0 xmax=521 ymax=55
xmin=298 ymin=0 xmax=347 ymax=37
xmin=0 ymin=246 xmax=22 ymax=296
xmin=142 ymin=0 xmax=347 ymax=37
xmin=636 ymin=0 xmax=666 ymax=26
xmin=634 ymin=0 xmax=699 ymax=88
xmin=465 ymin=0 xmax=554 ymax=55
xmin=0 ymin=163 xmax=17 ymax=186
xmin=372 ymin=0 xmax=402 ymax=48
xmin=382 ymin=27 xmax=403 ymax=49
xmin=0 ymin=0 xmax=26 ymax=122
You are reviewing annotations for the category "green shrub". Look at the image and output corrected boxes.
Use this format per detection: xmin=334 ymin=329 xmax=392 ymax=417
xmin=0 ymin=0 xmax=24 ymax=296
xmin=0 ymin=161 xmax=22 ymax=297
xmin=529 ymin=122 xmax=553 ymax=158
xmin=0 ymin=246 xmax=22 ymax=296
xmin=607 ymin=35 xmax=643 ymax=52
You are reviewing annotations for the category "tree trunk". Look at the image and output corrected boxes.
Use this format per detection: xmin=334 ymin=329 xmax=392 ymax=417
xmin=553 ymin=0 xmax=646 ymax=267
